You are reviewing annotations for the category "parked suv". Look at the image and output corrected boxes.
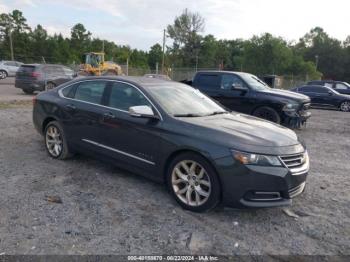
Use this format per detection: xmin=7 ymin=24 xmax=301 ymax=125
xmin=15 ymin=64 xmax=75 ymax=94
xmin=0 ymin=60 xmax=23 ymax=79
xmin=190 ymin=71 xmax=311 ymax=127
xmin=307 ymin=80 xmax=350 ymax=95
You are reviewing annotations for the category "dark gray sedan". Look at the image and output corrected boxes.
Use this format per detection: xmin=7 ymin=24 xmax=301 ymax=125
xmin=33 ymin=76 xmax=309 ymax=212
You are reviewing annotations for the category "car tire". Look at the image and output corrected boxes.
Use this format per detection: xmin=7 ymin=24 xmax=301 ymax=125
xmin=44 ymin=121 xmax=73 ymax=160
xmin=340 ymin=101 xmax=350 ymax=112
xmin=22 ymin=89 xmax=34 ymax=95
xmin=253 ymin=106 xmax=281 ymax=124
xmin=45 ymin=82 xmax=56 ymax=90
xmin=166 ymin=152 xmax=221 ymax=212
xmin=0 ymin=70 xmax=7 ymax=79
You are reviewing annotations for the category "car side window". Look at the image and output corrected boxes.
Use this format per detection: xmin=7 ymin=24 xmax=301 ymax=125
xmin=313 ymin=87 xmax=328 ymax=93
xmin=324 ymin=83 xmax=333 ymax=88
xmin=221 ymin=74 xmax=245 ymax=90
xmin=4 ymin=61 xmax=15 ymax=66
xmin=335 ymin=83 xmax=348 ymax=90
xmin=62 ymin=84 xmax=78 ymax=98
xmin=74 ymin=81 xmax=107 ymax=104
xmin=195 ymin=74 xmax=220 ymax=90
xmin=107 ymin=82 xmax=151 ymax=111
xmin=299 ymin=87 xmax=310 ymax=92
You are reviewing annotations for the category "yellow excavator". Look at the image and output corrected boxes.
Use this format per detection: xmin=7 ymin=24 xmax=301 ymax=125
xmin=79 ymin=52 xmax=123 ymax=76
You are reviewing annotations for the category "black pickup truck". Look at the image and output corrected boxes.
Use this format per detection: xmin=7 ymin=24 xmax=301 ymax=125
xmin=185 ymin=71 xmax=311 ymax=127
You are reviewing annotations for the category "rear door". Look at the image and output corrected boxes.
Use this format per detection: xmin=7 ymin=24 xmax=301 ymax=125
xmin=193 ymin=73 xmax=222 ymax=99
xmin=59 ymin=80 xmax=109 ymax=148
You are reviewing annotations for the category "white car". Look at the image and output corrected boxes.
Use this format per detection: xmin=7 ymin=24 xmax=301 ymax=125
xmin=0 ymin=60 xmax=23 ymax=79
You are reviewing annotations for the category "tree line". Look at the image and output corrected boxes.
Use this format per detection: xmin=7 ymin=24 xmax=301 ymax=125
xmin=1 ymin=9 xmax=349 ymax=81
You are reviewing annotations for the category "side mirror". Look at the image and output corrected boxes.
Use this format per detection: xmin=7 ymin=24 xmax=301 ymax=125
xmin=129 ymin=105 xmax=158 ymax=119
xmin=232 ymin=83 xmax=248 ymax=91
xmin=328 ymin=91 xmax=333 ymax=96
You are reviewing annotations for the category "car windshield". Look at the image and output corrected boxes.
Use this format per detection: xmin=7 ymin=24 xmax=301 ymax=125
xmin=239 ymin=73 xmax=270 ymax=91
xmin=342 ymin=82 xmax=350 ymax=88
xmin=147 ymin=83 xmax=227 ymax=117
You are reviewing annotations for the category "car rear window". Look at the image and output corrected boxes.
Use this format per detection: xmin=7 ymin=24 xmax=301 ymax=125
xmin=18 ymin=65 xmax=36 ymax=73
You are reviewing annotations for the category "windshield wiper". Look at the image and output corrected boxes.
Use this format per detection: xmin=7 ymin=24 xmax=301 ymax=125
xmin=173 ymin=113 xmax=203 ymax=117
xmin=205 ymin=111 xmax=228 ymax=116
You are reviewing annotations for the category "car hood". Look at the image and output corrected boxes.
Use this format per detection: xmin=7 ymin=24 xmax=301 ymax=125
xmin=179 ymin=112 xmax=304 ymax=155
xmin=259 ymin=88 xmax=310 ymax=102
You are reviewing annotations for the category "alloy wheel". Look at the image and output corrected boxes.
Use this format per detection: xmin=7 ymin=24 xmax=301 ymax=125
xmin=45 ymin=125 xmax=63 ymax=157
xmin=45 ymin=82 xmax=56 ymax=90
xmin=340 ymin=102 xmax=350 ymax=112
xmin=171 ymin=160 xmax=211 ymax=207
xmin=0 ymin=71 xmax=6 ymax=79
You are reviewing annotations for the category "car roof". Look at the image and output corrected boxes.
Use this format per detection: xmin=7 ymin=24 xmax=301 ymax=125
xmin=70 ymin=76 xmax=179 ymax=87
xmin=300 ymin=85 xmax=333 ymax=90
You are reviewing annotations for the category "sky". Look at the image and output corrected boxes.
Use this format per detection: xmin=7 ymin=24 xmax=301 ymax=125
xmin=0 ymin=0 xmax=349 ymax=50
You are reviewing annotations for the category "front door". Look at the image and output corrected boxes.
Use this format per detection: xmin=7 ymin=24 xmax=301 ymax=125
xmin=94 ymin=81 xmax=162 ymax=175
xmin=216 ymin=73 xmax=253 ymax=113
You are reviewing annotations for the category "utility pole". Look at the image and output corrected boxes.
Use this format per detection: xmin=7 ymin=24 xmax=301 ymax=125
xmin=9 ymin=29 xmax=14 ymax=61
xmin=162 ymin=29 xmax=166 ymax=74
xmin=102 ymin=40 xmax=105 ymax=53
xmin=156 ymin=62 xmax=159 ymax=74
xmin=126 ymin=57 xmax=129 ymax=76
xmin=315 ymin=55 xmax=319 ymax=70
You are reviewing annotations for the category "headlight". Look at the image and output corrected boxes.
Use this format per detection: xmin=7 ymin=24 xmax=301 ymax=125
xmin=231 ymin=150 xmax=282 ymax=166
xmin=283 ymin=103 xmax=299 ymax=112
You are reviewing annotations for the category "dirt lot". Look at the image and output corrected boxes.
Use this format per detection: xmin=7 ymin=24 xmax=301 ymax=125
xmin=0 ymin=101 xmax=349 ymax=256
xmin=0 ymin=78 xmax=34 ymax=102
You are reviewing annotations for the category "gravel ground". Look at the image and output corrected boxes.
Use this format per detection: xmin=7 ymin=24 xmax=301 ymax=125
xmin=0 ymin=78 xmax=34 ymax=102
xmin=0 ymin=104 xmax=349 ymax=256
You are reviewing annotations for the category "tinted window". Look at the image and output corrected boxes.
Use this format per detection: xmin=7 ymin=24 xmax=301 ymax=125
xmin=108 ymin=82 xmax=151 ymax=111
xmin=74 ymin=81 xmax=106 ymax=104
xmin=308 ymin=86 xmax=328 ymax=93
xmin=221 ymin=74 xmax=245 ymax=90
xmin=18 ymin=65 xmax=35 ymax=73
xmin=61 ymin=84 xmax=78 ymax=98
xmin=196 ymin=74 xmax=220 ymax=90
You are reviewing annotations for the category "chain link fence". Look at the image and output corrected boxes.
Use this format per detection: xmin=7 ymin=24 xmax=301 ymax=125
xmin=2 ymin=55 xmax=310 ymax=89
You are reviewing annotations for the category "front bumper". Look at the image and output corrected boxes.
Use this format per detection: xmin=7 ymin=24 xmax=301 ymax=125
xmin=283 ymin=102 xmax=311 ymax=128
xmin=216 ymin=152 xmax=309 ymax=208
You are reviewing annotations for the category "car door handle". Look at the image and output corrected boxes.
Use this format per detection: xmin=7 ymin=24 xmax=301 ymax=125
xmin=103 ymin=112 xmax=116 ymax=120
xmin=65 ymin=104 xmax=76 ymax=111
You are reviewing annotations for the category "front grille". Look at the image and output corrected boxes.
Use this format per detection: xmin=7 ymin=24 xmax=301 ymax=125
xmin=288 ymin=182 xmax=306 ymax=198
xmin=280 ymin=153 xmax=305 ymax=168
xmin=279 ymin=152 xmax=309 ymax=175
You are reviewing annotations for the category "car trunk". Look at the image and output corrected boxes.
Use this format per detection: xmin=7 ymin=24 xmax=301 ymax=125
xmin=16 ymin=65 xmax=37 ymax=80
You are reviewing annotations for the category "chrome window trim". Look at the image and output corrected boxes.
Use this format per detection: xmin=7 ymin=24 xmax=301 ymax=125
xmin=82 ymin=139 xmax=155 ymax=165
xmin=58 ymin=79 xmax=163 ymax=121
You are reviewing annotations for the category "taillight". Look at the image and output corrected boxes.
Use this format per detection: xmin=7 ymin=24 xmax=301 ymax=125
xmin=32 ymin=96 xmax=37 ymax=105
xmin=31 ymin=72 xmax=40 ymax=78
